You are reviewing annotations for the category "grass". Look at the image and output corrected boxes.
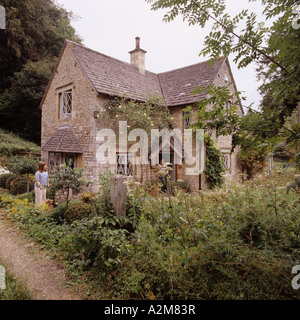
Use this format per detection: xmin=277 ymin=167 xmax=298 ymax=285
xmin=0 ymin=129 xmax=40 ymax=158
xmin=0 ymin=260 xmax=32 ymax=300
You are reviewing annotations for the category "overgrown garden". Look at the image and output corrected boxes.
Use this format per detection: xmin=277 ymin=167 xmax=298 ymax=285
xmin=0 ymin=0 xmax=299 ymax=301
xmin=0 ymin=163 xmax=299 ymax=300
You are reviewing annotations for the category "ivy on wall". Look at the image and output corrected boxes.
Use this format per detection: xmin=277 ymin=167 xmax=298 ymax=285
xmin=204 ymin=134 xmax=225 ymax=189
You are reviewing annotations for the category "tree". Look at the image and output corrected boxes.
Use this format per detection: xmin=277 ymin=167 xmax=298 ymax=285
xmin=0 ymin=59 xmax=56 ymax=144
xmin=0 ymin=0 xmax=81 ymax=86
xmin=50 ymin=161 xmax=87 ymax=208
xmin=256 ymin=2 xmax=300 ymax=124
xmin=146 ymin=0 xmax=300 ymax=172
xmin=0 ymin=0 xmax=81 ymax=143
xmin=6 ymin=156 xmax=39 ymax=192
xmin=146 ymin=0 xmax=298 ymax=75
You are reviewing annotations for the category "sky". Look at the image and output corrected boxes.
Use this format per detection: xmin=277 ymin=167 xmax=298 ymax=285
xmin=55 ymin=0 xmax=270 ymax=110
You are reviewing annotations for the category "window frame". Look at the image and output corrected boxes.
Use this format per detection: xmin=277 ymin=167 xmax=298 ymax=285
xmin=49 ymin=152 xmax=78 ymax=173
xmin=224 ymin=100 xmax=232 ymax=111
xmin=59 ymin=89 xmax=73 ymax=119
xmin=183 ymin=111 xmax=192 ymax=130
xmin=115 ymin=153 xmax=135 ymax=176
xmin=222 ymin=153 xmax=231 ymax=173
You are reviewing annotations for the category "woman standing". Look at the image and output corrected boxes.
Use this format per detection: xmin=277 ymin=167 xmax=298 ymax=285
xmin=35 ymin=162 xmax=49 ymax=207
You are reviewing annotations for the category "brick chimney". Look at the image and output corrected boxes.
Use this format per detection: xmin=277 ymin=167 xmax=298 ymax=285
xmin=129 ymin=37 xmax=147 ymax=75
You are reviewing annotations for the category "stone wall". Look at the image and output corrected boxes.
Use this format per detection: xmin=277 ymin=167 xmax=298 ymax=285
xmin=167 ymin=106 xmax=207 ymax=192
xmin=41 ymin=44 xmax=108 ymax=186
xmin=41 ymin=47 xmax=242 ymax=193
xmin=166 ymin=58 xmax=244 ymax=188
xmin=213 ymin=59 xmax=243 ymax=180
xmin=55 ymin=188 xmax=81 ymax=206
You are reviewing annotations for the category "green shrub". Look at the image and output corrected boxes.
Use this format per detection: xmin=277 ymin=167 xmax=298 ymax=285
xmin=62 ymin=215 xmax=130 ymax=271
xmin=81 ymin=192 xmax=96 ymax=204
xmin=46 ymin=187 xmax=55 ymax=200
xmin=0 ymin=173 xmax=13 ymax=188
xmin=48 ymin=202 xmax=68 ymax=223
xmin=64 ymin=202 xmax=93 ymax=225
xmin=10 ymin=177 xmax=34 ymax=195
xmin=10 ymin=175 xmax=35 ymax=186
xmin=5 ymin=175 xmax=16 ymax=190
xmin=10 ymin=180 xmax=28 ymax=195
xmin=94 ymin=170 xmax=115 ymax=215
xmin=47 ymin=200 xmax=81 ymax=224
xmin=6 ymin=157 xmax=39 ymax=176
xmin=16 ymin=190 xmax=35 ymax=203
xmin=2 ymin=168 xmax=299 ymax=300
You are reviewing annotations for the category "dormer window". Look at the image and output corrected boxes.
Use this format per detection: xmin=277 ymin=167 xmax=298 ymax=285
xmin=60 ymin=90 xmax=72 ymax=118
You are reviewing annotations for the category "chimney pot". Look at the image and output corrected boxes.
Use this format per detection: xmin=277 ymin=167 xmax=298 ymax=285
xmin=129 ymin=36 xmax=147 ymax=75
xmin=135 ymin=37 xmax=140 ymax=49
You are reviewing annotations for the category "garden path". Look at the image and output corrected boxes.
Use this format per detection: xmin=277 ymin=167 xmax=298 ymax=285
xmin=0 ymin=210 xmax=85 ymax=300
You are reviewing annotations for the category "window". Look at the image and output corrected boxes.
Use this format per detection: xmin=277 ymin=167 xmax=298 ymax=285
xmin=64 ymin=154 xmax=77 ymax=169
xmin=183 ymin=111 xmax=191 ymax=129
xmin=116 ymin=153 xmax=134 ymax=176
xmin=224 ymin=100 xmax=231 ymax=111
xmin=223 ymin=153 xmax=231 ymax=173
xmin=49 ymin=153 xmax=61 ymax=173
xmin=49 ymin=152 xmax=78 ymax=173
xmin=60 ymin=90 xmax=72 ymax=118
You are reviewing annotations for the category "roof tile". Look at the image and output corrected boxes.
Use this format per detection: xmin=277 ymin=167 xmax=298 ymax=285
xmin=67 ymin=41 xmax=225 ymax=107
xmin=42 ymin=127 xmax=84 ymax=154
xmin=158 ymin=58 xmax=225 ymax=106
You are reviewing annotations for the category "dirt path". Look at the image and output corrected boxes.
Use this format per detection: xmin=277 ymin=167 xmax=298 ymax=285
xmin=0 ymin=210 xmax=85 ymax=300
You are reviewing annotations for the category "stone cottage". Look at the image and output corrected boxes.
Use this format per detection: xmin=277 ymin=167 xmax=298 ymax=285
xmin=40 ymin=37 xmax=244 ymax=192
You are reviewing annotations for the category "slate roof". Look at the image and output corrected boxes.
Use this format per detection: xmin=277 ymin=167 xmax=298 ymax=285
xmin=67 ymin=41 xmax=226 ymax=107
xmin=68 ymin=42 xmax=163 ymax=102
xmin=42 ymin=127 xmax=84 ymax=154
xmin=158 ymin=58 xmax=225 ymax=107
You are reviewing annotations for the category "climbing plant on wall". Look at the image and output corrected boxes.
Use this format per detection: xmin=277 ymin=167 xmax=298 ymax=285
xmin=204 ymin=134 xmax=225 ymax=189
xmin=97 ymin=94 xmax=172 ymax=138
